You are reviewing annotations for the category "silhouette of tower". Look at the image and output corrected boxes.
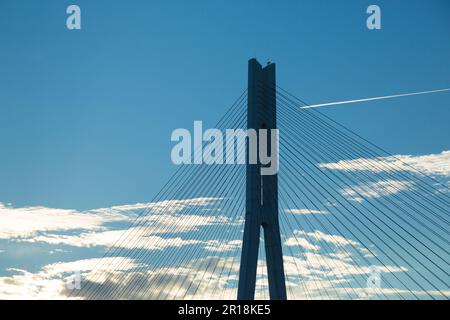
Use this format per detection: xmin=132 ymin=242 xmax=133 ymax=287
xmin=237 ymin=59 xmax=287 ymax=300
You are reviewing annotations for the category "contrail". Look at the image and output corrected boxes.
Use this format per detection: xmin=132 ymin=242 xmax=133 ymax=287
xmin=301 ymin=88 xmax=450 ymax=109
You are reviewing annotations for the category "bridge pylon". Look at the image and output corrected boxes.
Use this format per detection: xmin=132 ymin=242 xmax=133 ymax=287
xmin=237 ymin=59 xmax=287 ymax=300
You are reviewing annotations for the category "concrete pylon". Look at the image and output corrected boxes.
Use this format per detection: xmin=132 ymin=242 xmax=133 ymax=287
xmin=237 ymin=59 xmax=287 ymax=300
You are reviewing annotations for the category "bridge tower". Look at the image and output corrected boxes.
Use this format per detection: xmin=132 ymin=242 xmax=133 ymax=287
xmin=237 ymin=59 xmax=287 ymax=300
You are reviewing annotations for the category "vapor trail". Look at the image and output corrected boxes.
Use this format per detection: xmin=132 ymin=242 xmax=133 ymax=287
xmin=301 ymin=88 xmax=450 ymax=109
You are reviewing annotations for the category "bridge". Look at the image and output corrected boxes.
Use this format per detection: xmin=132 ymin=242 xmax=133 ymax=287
xmin=70 ymin=59 xmax=449 ymax=300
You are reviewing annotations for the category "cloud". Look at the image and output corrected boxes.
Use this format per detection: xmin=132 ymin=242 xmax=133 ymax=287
xmin=284 ymin=237 xmax=320 ymax=251
xmin=0 ymin=197 xmax=446 ymax=300
xmin=0 ymin=202 xmax=128 ymax=239
xmin=49 ymin=249 xmax=71 ymax=254
xmin=2 ymin=243 xmax=446 ymax=300
xmin=44 ymin=257 xmax=140 ymax=276
xmin=93 ymin=197 xmax=223 ymax=216
xmin=285 ymin=209 xmax=328 ymax=215
xmin=141 ymin=212 xmax=232 ymax=234
xmin=0 ymin=197 xmax=228 ymax=246
xmin=284 ymin=230 xmax=373 ymax=257
xmin=340 ymin=180 xmax=413 ymax=202
xmin=0 ymin=196 xmax=246 ymax=301
xmin=19 ymin=230 xmax=205 ymax=250
xmin=319 ymin=150 xmax=450 ymax=177
xmin=203 ymin=240 xmax=242 ymax=252
xmin=295 ymin=230 xmax=362 ymax=248
xmin=0 ymin=257 xmax=139 ymax=299
xmin=61 ymin=246 xmax=443 ymax=300
xmin=0 ymin=255 xmax=240 ymax=300
xmin=18 ymin=228 xmax=244 ymax=254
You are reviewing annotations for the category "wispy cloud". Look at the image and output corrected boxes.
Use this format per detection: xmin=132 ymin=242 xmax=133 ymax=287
xmin=284 ymin=237 xmax=320 ymax=251
xmin=203 ymin=240 xmax=242 ymax=252
xmin=285 ymin=209 xmax=328 ymax=215
xmin=284 ymin=230 xmax=372 ymax=257
xmin=94 ymin=197 xmax=223 ymax=216
xmin=341 ymin=180 xmax=414 ymax=202
xmin=319 ymin=150 xmax=450 ymax=177
xmin=0 ymin=197 xmax=227 ymax=244
xmin=0 ymin=202 xmax=128 ymax=239
xmin=18 ymin=230 xmax=205 ymax=250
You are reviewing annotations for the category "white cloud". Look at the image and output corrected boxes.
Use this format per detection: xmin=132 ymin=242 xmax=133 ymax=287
xmin=285 ymin=209 xmax=328 ymax=215
xmin=284 ymin=230 xmax=373 ymax=258
xmin=0 ymin=257 xmax=139 ymax=299
xmin=49 ymin=249 xmax=70 ymax=254
xmin=93 ymin=197 xmax=223 ymax=216
xmin=2 ymin=247 xmax=444 ymax=300
xmin=295 ymin=230 xmax=361 ymax=248
xmin=284 ymin=237 xmax=320 ymax=251
xmin=19 ymin=229 xmax=204 ymax=250
xmin=0 ymin=255 xmax=241 ymax=300
xmin=20 ymin=228 xmax=244 ymax=254
xmin=319 ymin=150 xmax=450 ymax=176
xmin=45 ymin=257 xmax=139 ymax=276
xmin=340 ymin=180 xmax=413 ymax=202
xmin=142 ymin=212 xmax=232 ymax=234
xmin=0 ymin=202 xmax=128 ymax=239
xmin=0 ymin=196 xmax=446 ymax=300
xmin=203 ymin=240 xmax=242 ymax=252
xmin=0 ymin=197 xmax=227 ymax=244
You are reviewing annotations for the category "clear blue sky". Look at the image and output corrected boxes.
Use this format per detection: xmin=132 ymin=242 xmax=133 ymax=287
xmin=0 ymin=0 xmax=449 ymax=211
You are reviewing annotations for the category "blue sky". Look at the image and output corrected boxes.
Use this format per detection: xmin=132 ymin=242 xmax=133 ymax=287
xmin=0 ymin=0 xmax=449 ymax=210
xmin=0 ymin=0 xmax=449 ymax=299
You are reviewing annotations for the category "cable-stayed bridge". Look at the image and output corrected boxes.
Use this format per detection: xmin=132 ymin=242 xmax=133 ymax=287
xmin=70 ymin=59 xmax=449 ymax=300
